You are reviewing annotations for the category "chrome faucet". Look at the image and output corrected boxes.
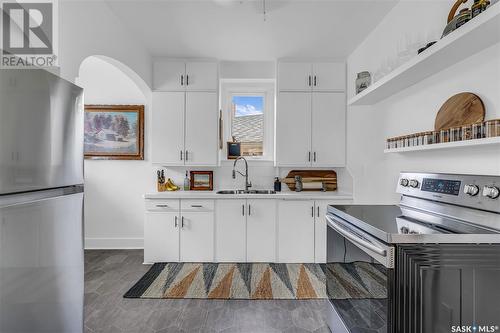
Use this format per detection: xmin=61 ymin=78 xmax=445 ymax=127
xmin=232 ymin=156 xmax=252 ymax=191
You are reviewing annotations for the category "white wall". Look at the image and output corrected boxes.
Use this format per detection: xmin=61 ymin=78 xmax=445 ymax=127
xmin=77 ymin=57 xmax=155 ymax=249
xmin=59 ymin=1 xmax=152 ymax=91
xmin=347 ymin=1 xmax=500 ymax=204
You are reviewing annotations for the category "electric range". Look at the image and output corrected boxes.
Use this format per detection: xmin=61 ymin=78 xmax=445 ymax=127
xmin=325 ymin=172 xmax=500 ymax=333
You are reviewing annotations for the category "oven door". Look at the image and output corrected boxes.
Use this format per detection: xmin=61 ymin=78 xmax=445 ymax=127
xmin=325 ymin=213 xmax=395 ymax=333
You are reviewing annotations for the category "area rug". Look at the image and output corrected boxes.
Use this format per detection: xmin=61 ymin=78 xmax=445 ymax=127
xmin=123 ymin=262 xmax=387 ymax=300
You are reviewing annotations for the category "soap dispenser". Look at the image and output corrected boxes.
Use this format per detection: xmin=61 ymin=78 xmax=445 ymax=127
xmin=183 ymin=171 xmax=190 ymax=191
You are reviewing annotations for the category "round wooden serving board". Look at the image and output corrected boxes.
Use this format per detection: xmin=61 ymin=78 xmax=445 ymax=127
xmin=434 ymin=92 xmax=485 ymax=131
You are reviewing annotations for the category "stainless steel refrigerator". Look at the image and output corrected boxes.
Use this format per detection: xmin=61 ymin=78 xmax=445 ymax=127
xmin=0 ymin=69 xmax=84 ymax=332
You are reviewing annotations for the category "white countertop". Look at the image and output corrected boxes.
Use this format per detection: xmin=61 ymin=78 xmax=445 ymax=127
xmin=144 ymin=190 xmax=353 ymax=200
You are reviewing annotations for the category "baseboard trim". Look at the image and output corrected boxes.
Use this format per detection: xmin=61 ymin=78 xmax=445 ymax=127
xmin=85 ymin=237 xmax=144 ymax=249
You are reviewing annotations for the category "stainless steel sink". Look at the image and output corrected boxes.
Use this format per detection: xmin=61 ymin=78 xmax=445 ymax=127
xmin=247 ymin=190 xmax=276 ymax=194
xmin=216 ymin=189 xmax=276 ymax=195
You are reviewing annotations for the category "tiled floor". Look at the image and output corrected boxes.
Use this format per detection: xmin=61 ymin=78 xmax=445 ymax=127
xmin=84 ymin=250 xmax=331 ymax=333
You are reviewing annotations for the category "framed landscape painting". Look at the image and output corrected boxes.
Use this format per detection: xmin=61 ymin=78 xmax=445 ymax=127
xmin=84 ymin=105 xmax=144 ymax=160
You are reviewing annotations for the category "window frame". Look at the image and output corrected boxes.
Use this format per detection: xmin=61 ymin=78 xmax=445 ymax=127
xmin=220 ymin=80 xmax=275 ymax=162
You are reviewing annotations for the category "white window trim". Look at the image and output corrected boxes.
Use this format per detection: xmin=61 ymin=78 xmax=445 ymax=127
xmin=220 ymin=80 xmax=275 ymax=162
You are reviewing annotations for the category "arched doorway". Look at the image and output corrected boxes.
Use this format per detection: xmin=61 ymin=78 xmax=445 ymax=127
xmin=77 ymin=56 xmax=152 ymax=250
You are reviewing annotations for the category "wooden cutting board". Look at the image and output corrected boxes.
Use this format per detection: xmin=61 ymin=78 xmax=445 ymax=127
xmin=283 ymin=170 xmax=337 ymax=192
xmin=434 ymin=92 xmax=485 ymax=130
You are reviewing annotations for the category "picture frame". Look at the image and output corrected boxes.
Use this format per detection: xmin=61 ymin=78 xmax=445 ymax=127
xmin=190 ymin=171 xmax=214 ymax=191
xmin=84 ymin=105 xmax=144 ymax=160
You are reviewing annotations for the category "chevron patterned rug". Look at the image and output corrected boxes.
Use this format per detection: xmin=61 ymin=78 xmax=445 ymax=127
xmin=124 ymin=262 xmax=387 ymax=300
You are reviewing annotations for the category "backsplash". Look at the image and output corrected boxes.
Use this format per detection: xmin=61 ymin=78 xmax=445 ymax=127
xmin=153 ymin=165 xmax=353 ymax=194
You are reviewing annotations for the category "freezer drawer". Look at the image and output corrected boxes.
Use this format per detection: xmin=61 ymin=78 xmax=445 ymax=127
xmin=0 ymin=189 xmax=84 ymax=333
xmin=0 ymin=69 xmax=84 ymax=195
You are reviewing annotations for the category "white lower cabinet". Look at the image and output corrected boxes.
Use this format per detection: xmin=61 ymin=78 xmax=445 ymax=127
xmin=145 ymin=198 xmax=329 ymax=264
xmin=215 ymin=199 xmax=277 ymax=262
xmin=314 ymin=201 xmax=329 ymax=263
xmin=215 ymin=199 xmax=246 ymax=262
xmin=180 ymin=211 xmax=214 ymax=262
xmin=144 ymin=199 xmax=214 ymax=263
xmin=278 ymin=200 xmax=315 ymax=263
xmin=277 ymin=200 xmax=327 ymax=263
xmin=247 ymin=199 xmax=276 ymax=262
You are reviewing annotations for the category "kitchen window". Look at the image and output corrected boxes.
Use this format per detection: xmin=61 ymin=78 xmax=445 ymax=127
xmin=221 ymin=80 xmax=275 ymax=161
xmin=231 ymin=95 xmax=264 ymax=156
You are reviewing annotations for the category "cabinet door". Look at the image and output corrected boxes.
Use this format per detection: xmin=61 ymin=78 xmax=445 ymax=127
xmin=180 ymin=212 xmax=214 ymax=262
xmin=247 ymin=200 xmax=276 ymax=262
xmin=314 ymin=201 xmax=329 ymax=263
xmin=311 ymin=92 xmax=345 ymax=167
xmin=215 ymin=200 xmax=246 ymax=262
xmin=184 ymin=92 xmax=218 ymax=166
xmin=144 ymin=212 xmax=179 ymax=263
xmin=278 ymin=62 xmax=312 ymax=92
xmin=185 ymin=62 xmax=218 ymax=91
xmin=277 ymin=200 xmax=315 ymax=263
xmin=276 ymin=92 xmax=312 ymax=166
xmin=152 ymin=92 xmax=185 ymax=165
xmin=312 ymin=62 xmax=345 ymax=92
xmin=153 ymin=60 xmax=186 ymax=91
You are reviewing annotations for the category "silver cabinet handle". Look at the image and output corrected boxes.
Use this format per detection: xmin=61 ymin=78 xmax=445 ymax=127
xmin=317 ymin=206 xmax=320 ymax=217
xmin=311 ymin=206 xmax=314 ymax=218
xmin=248 ymin=204 xmax=251 ymax=216
xmin=185 ymin=150 xmax=189 ymax=161
xmin=181 ymin=75 xmax=184 ymax=86
xmin=186 ymin=75 xmax=189 ymax=86
xmin=181 ymin=216 xmax=185 ymax=228
xmin=308 ymin=151 xmax=311 ymax=162
xmin=180 ymin=150 xmax=183 ymax=161
xmin=191 ymin=205 xmax=202 ymax=208
xmin=308 ymin=75 xmax=311 ymax=87
xmin=174 ymin=216 xmax=178 ymax=228
xmin=242 ymin=204 xmax=245 ymax=216
xmin=314 ymin=75 xmax=317 ymax=86
xmin=313 ymin=152 xmax=317 ymax=162
xmin=156 ymin=204 xmax=168 ymax=208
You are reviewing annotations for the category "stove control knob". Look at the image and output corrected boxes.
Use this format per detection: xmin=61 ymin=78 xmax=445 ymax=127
xmin=482 ymin=186 xmax=500 ymax=199
xmin=463 ymin=184 xmax=479 ymax=196
xmin=409 ymin=179 xmax=419 ymax=188
xmin=400 ymin=226 xmax=410 ymax=234
xmin=400 ymin=178 xmax=409 ymax=187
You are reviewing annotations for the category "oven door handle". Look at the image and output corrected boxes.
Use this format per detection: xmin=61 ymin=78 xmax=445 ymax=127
xmin=326 ymin=215 xmax=387 ymax=257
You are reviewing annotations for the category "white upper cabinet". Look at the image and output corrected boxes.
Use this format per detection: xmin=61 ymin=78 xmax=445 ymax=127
xmin=153 ymin=60 xmax=186 ymax=91
xmin=184 ymin=92 xmax=218 ymax=166
xmin=276 ymin=60 xmax=346 ymax=167
xmin=152 ymin=92 xmax=185 ymax=165
xmin=311 ymin=92 xmax=346 ymax=167
xmin=276 ymin=92 xmax=312 ymax=166
xmin=154 ymin=60 xmax=217 ymax=91
xmin=185 ymin=62 xmax=218 ymax=91
xmin=312 ymin=62 xmax=345 ymax=92
xmin=278 ymin=61 xmax=345 ymax=92
xmin=278 ymin=62 xmax=312 ymax=92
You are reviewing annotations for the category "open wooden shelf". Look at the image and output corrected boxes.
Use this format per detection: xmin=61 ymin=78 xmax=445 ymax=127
xmin=349 ymin=4 xmax=500 ymax=106
xmin=384 ymin=137 xmax=500 ymax=153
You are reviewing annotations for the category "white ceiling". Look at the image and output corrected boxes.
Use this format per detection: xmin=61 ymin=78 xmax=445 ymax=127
xmin=104 ymin=0 xmax=397 ymax=60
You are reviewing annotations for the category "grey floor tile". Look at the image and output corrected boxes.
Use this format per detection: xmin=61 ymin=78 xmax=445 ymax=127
xmin=84 ymin=250 xmax=331 ymax=333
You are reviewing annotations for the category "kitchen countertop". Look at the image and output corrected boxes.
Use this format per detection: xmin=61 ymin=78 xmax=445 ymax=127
xmin=144 ymin=190 xmax=353 ymax=200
